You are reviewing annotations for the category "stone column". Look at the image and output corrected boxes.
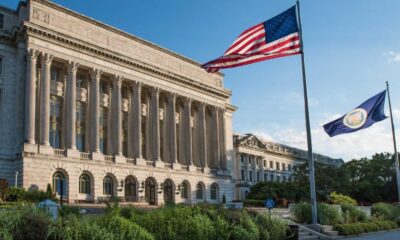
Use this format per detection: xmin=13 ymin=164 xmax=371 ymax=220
xmin=150 ymin=87 xmax=161 ymax=166
xmin=212 ymin=107 xmax=221 ymax=171
xmin=66 ymin=61 xmax=80 ymax=157
xmin=183 ymin=98 xmax=194 ymax=171
xmin=24 ymin=49 xmax=39 ymax=150
xmin=38 ymin=53 xmax=53 ymax=154
xmin=131 ymin=81 xmax=143 ymax=163
xmin=90 ymin=68 xmax=103 ymax=160
xmin=198 ymin=102 xmax=208 ymax=171
xmin=113 ymin=76 xmax=125 ymax=163
xmin=218 ymin=108 xmax=227 ymax=170
xmin=167 ymin=93 xmax=180 ymax=169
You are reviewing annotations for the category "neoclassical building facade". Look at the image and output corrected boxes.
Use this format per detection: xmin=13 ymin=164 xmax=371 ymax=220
xmin=233 ymin=134 xmax=344 ymax=200
xmin=0 ymin=0 xmax=236 ymax=204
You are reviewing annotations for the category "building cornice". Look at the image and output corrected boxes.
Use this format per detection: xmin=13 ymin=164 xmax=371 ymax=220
xmin=24 ymin=22 xmax=232 ymax=100
xmin=30 ymin=0 xmax=224 ymax=78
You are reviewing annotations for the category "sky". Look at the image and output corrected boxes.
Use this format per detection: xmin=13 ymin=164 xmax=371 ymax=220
xmin=3 ymin=0 xmax=400 ymax=161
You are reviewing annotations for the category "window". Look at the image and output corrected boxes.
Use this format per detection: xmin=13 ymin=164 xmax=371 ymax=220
xmin=240 ymin=155 xmax=244 ymax=163
xmin=50 ymin=96 xmax=63 ymax=149
xmin=270 ymin=174 xmax=274 ymax=182
xmin=288 ymin=164 xmax=292 ymax=171
xmin=277 ymin=175 xmax=280 ymax=182
xmin=256 ymin=159 xmax=259 ymax=165
xmin=263 ymin=160 xmax=266 ymax=167
xmin=50 ymin=67 xmax=60 ymax=82
xmin=79 ymin=174 xmax=91 ymax=194
xmin=264 ymin=173 xmax=267 ymax=181
xmin=249 ymin=171 xmax=253 ymax=182
xmin=99 ymin=107 xmax=108 ymax=153
xmin=76 ymin=101 xmax=86 ymax=152
xmin=257 ymin=172 xmax=260 ymax=181
xmin=52 ymin=171 xmax=66 ymax=197
xmin=122 ymin=112 xmax=128 ymax=156
xmin=210 ymin=184 xmax=218 ymax=200
xmin=241 ymin=170 xmax=245 ymax=180
xmin=180 ymin=182 xmax=188 ymax=199
xmin=270 ymin=161 xmax=273 ymax=168
xmin=196 ymin=183 xmax=203 ymax=200
xmin=0 ymin=57 xmax=2 ymax=75
xmin=103 ymin=176 xmax=114 ymax=196
xmin=0 ymin=14 xmax=3 ymax=29
xmin=276 ymin=162 xmax=280 ymax=170
xmin=282 ymin=163 xmax=286 ymax=171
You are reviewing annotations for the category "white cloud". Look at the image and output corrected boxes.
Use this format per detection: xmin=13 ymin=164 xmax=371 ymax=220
xmin=385 ymin=51 xmax=400 ymax=63
xmin=248 ymin=110 xmax=400 ymax=161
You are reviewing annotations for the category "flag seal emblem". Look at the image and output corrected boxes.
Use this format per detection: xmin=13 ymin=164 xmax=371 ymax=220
xmin=343 ymin=108 xmax=368 ymax=129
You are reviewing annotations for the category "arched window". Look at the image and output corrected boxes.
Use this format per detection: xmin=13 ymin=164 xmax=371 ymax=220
xmin=180 ymin=182 xmax=188 ymax=199
xmin=52 ymin=171 xmax=65 ymax=196
xmin=103 ymin=176 xmax=114 ymax=196
xmin=79 ymin=174 xmax=91 ymax=194
xmin=196 ymin=183 xmax=203 ymax=200
xmin=210 ymin=183 xmax=218 ymax=200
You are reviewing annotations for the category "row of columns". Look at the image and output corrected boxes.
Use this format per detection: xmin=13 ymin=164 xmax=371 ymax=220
xmin=24 ymin=49 xmax=227 ymax=170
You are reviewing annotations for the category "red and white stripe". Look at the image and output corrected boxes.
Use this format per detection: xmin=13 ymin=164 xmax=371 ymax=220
xmin=202 ymin=23 xmax=301 ymax=73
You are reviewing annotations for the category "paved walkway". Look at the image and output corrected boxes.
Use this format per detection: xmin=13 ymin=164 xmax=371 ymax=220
xmin=343 ymin=230 xmax=400 ymax=240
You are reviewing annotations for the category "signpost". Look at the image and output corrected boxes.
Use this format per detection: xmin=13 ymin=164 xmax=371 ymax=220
xmin=265 ymin=198 xmax=275 ymax=221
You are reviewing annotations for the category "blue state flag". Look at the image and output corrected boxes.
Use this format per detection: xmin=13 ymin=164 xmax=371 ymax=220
xmin=323 ymin=90 xmax=387 ymax=137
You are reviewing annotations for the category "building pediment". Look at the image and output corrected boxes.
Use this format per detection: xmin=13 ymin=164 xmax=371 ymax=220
xmin=237 ymin=134 xmax=266 ymax=149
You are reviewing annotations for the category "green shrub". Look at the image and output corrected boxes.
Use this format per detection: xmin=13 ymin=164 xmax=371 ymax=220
xmin=6 ymin=187 xmax=26 ymax=202
xmin=100 ymin=215 xmax=154 ymax=240
xmin=292 ymin=203 xmax=341 ymax=225
xmin=341 ymin=204 xmax=367 ymax=223
xmin=371 ymin=203 xmax=393 ymax=220
xmin=120 ymin=206 xmax=143 ymax=219
xmin=335 ymin=220 xmax=397 ymax=235
xmin=59 ymin=206 xmax=81 ymax=218
xmin=243 ymin=199 xmax=264 ymax=207
xmin=254 ymin=213 xmax=288 ymax=240
xmin=329 ymin=192 xmax=357 ymax=205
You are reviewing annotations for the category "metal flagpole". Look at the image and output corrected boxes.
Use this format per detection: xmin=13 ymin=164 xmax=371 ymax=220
xmin=385 ymin=81 xmax=400 ymax=202
xmin=296 ymin=0 xmax=318 ymax=225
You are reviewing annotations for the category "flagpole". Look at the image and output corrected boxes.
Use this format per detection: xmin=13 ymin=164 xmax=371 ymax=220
xmin=296 ymin=0 xmax=318 ymax=225
xmin=385 ymin=81 xmax=400 ymax=202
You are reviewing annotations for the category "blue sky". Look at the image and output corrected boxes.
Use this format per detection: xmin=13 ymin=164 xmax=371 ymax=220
xmin=4 ymin=0 xmax=400 ymax=160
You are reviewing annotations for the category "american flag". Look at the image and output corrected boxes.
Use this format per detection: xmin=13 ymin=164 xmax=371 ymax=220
xmin=202 ymin=6 xmax=301 ymax=73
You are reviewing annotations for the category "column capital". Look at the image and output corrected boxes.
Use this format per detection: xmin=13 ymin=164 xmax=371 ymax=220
xmin=167 ymin=92 xmax=177 ymax=102
xmin=67 ymin=61 xmax=79 ymax=73
xmin=40 ymin=53 xmax=53 ymax=65
xmin=132 ymin=80 xmax=143 ymax=90
xmin=150 ymin=86 xmax=160 ymax=96
xmin=218 ymin=107 xmax=226 ymax=114
xmin=183 ymin=97 xmax=192 ymax=106
xmin=90 ymin=68 xmax=102 ymax=81
xmin=27 ymin=49 xmax=39 ymax=62
xmin=113 ymin=75 xmax=124 ymax=86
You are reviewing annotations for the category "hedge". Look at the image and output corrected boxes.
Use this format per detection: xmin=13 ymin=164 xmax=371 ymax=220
xmin=335 ymin=220 xmax=398 ymax=235
xmin=243 ymin=199 xmax=264 ymax=207
xmin=292 ymin=202 xmax=341 ymax=225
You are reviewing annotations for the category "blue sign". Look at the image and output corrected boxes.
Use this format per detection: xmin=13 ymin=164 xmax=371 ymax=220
xmin=265 ymin=199 xmax=275 ymax=209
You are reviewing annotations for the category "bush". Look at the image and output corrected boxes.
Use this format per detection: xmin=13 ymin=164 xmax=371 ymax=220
xmin=292 ymin=203 xmax=341 ymax=225
xmin=6 ymin=187 xmax=26 ymax=202
xmin=341 ymin=204 xmax=367 ymax=223
xmin=100 ymin=215 xmax=154 ymax=240
xmin=243 ymin=199 xmax=264 ymax=207
xmin=254 ymin=213 xmax=288 ymax=240
xmin=0 ymin=178 xmax=9 ymax=202
xmin=335 ymin=220 xmax=398 ymax=235
xmin=329 ymin=192 xmax=357 ymax=205
xmin=371 ymin=202 xmax=400 ymax=222
xmin=59 ymin=206 xmax=81 ymax=218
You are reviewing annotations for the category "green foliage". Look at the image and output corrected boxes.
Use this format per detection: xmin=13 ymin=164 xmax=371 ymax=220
xmin=5 ymin=187 xmax=56 ymax=203
xmin=59 ymin=206 xmax=81 ymax=218
xmin=292 ymin=203 xmax=341 ymax=225
xmin=371 ymin=202 xmax=400 ymax=224
xmin=246 ymin=181 xmax=308 ymax=204
xmin=243 ymin=199 xmax=264 ymax=207
xmin=0 ymin=178 xmax=9 ymax=202
xmin=6 ymin=187 xmax=26 ymax=202
xmin=329 ymin=192 xmax=357 ymax=205
xmin=253 ymin=213 xmax=288 ymax=240
xmin=335 ymin=220 xmax=398 ymax=235
xmin=100 ymin=215 xmax=154 ymax=240
xmin=341 ymin=204 xmax=367 ymax=223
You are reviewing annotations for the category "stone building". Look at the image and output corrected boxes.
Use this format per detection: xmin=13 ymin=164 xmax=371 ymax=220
xmin=0 ymin=0 xmax=236 ymax=205
xmin=233 ymin=134 xmax=344 ymax=200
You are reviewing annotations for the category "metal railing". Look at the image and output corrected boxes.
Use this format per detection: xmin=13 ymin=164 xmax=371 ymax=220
xmin=80 ymin=152 xmax=90 ymax=160
xmin=54 ymin=149 xmax=65 ymax=157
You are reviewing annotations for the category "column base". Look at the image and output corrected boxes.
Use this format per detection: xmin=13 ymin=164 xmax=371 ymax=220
xmin=136 ymin=158 xmax=147 ymax=166
xmin=91 ymin=152 xmax=104 ymax=161
xmin=39 ymin=145 xmax=53 ymax=155
xmin=114 ymin=155 xmax=125 ymax=164
xmin=203 ymin=167 xmax=211 ymax=174
xmin=188 ymin=165 xmax=197 ymax=172
xmin=23 ymin=143 xmax=38 ymax=153
xmin=66 ymin=149 xmax=80 ymax=158
xmin=172 ymin=163 xmax=181 ymax=170
xmin=154 ymin=160 xmax=164 ymax=168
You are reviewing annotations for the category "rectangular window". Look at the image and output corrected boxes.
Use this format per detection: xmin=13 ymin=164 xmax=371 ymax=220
xmin=276 ymin=162 xmax=280 ymax=170
xmin=288 ymin=164 xmax=292 ymax=171
xmin=270 ymin=161 xmax=273 ymax=168
xmin=240 ymin=155 xmax=244 ymax=163
xmin=0 ymin=14 xmax=4 ymax=29
xmin=277 ymin=175 xmax=280 ymax=182
xmin=263 ymin=160 xmax=266 ymax=167
xmin=264 ymin=174 xmax=267 ymax=181
xmin=0 ymin=57 xmax=2 ymax=75
xmin=241 ymin=170 xmax=245 ymax=180
xmin=249 ymin=171 xmax=253 ymax=182
xmin=270 ymin=174 xmax=274 ymax=182
xmin=257 ymin=172 xmax=259 ymax=181
xmin=282 ymin=163 xmax=286 ymax=171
